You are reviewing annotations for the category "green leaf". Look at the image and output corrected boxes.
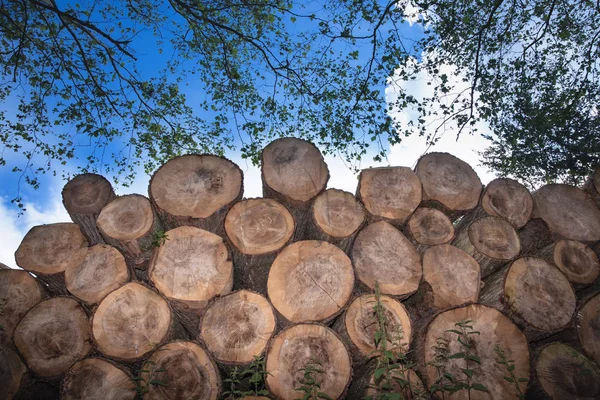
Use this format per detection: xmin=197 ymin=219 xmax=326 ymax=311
xmin=448 ymin=352 xmax=466 ymax=359
xmin=518 ymin=378 xmax=528 ymax=383
xmin=317 ymin=392 xmax=333 ymax=400
xmin=446 ymin=329 xmax=462 ymax=335
xmin=504 ymin=376 xmax=515 ymax=383
xmin=461 ymin=368 xmax=474 ymax=378
xmin=471 ymin=383 xmax=490 ymax=392
xmin=374 ymin=367 xmax=387 ymax=380
xmin=467 ymin=354 xmax=481 ymax=364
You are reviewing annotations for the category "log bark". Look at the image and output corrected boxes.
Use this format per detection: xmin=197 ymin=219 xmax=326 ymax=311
xmin=97 ymin=194 xmax=163 ymax=269
xmin=143 ymin=340 xmax=221 ymax=400
xmin=420 ymin=304 xmax=530 ymax=400
xmin=351 ymin=221 xmax=422 ymax=298
xmin=267 ymin=241 xmax=354 ymax=326
xmin=149 ymin=154 xmax=243 ymax=234
xmin=64 ymin=244 xmax=130 ymax=305
xmin=356 ymin=167 xmax=422 ymax=226
xmin=62 ymin=173 xmax=116 ymax=245
xmin=265 ymin=324 xmax=352 ymax=400
xmin=0 ymin=269 xmax=46 ymax=347
xmin=224 ymin=198 xmax=295 ymax=294
xmin=306 ymin=189 xmax=366 ymax=254
xmin=414 ymin=152 xmax=483 ymax=220
xmin=0 ymin=346 xmax=27 ymax=400
xmin=518 ymin=217 xmax=554 ymax=256
xmin=15 ymin=223 xmax=88 ymax=295
xmin=403 ymin=207 xmax=455 ymax=255
xmin=537 ymin=240 xmax=599 ymax=289
xmin=452 ymin=216 xmax=520 ymax=278
xmin=60 ymin=358 xmax=136 ymax=400
xmin=13 ymin=297 xmax=92 ymax=379
xmin=583 ymin=166 xmax=600 ymax=210
xmin=261 ymin=137 xmax=329 ymax=239
xmin=147 ymin=226 xmax=233 ymax=337
xmin=577 ymin=293 xmax=600 ymax=367
xmin=480 ymin=257 xmax=577 ymax=342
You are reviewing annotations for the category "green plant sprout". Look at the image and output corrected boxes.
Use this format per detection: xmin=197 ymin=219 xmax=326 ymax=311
xmin=152 ymin=230 xmax=169 ymax=247
xmin=222 ymin=356 xmax=270 ymax=399
xmin=131 ymin=359 xmax=167 ymax=399
xmin=295 ymin=359 xmax=332 ymax=400
xmin=494 ymin=344 xmax=527 ymax=399
xmin=222 ymin=367 xmax=244 ymax=399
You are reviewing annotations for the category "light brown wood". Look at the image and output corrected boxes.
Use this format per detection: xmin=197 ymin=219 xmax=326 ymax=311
xmin=536 ymin=343 xmax=600 ymax=400
xmin=414 ymin=152 xmax=483 ymax=219
xmin=200 ymin=290 xmax=276 ymax=365
xmin=143 ymin=341 xmax=221 ymax=400
xmin=266 ymin=324 xmax=352 ymax=400
xmin=481 ymin=178 xmax=533 ymax=228
xmin=149 ymin=154 xmax=243 ymax=233
xmin=61 ymin=358 xmax=136 ymax=400
xmin=422 ymin=304 xmax=530 ymax=400
xmin=64 ymin=244 xmax=130 ymax=305
xmin=538 ymin=240 xmax=599 ymax=286
xmin=91 ymin=282 xmax=172 ymax=361
xmin=0 ymin=269 xmax=45 ymax=347
xmin=578 ymin=294 xmax=600 ymax=366
xmin=0 ymin=346 xmax=26 ymax=400
xmin=15 ymin=223 xmax=88 ymax=295
xmin=267 ymin=241 xmax=354 ymax=325
xmin=13 ymin=297 xmax=91 ymax=378
xmin=422 ymin=244 xmax=481 ymax=309
xmin=404 ymin=207 xmax=454 ymax=254
xmin=357 ymin=167 xmax=422 ymax=225
xmin=533 ymin=184 xmax=600 ymax=242
xmin=351 ymin=221 xmax=422 ymax=297
xmin=62 ymin=173 xmax=116 ymax=245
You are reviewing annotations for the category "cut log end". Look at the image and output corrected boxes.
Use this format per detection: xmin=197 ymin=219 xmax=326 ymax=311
xmin=578 ymin=294 xmax=600 ymax=366
xmin=358 ymin=167 xmax=421 ymax=224
xmin=97 ymin=195 xmax=155 ymax=241
xmin=481 ymin=178 xmax=533 ymax=229
xmin=14 ymin=297 xmax=91 ymax=378
xmin=200 ymin=290 xmax=276 ymax=364
xmin=62 ymin=173 xmax=115 ymax=215
xmin=312 ymin=189 xmax=365 ymax=238
xmin=149 ymin=226 xmax=233 ymax=310
xmin=468 ymin=216 xmax=521 ymax=261
xmin=261 ymin=137 xmax=329 ymax=203
xmin=267 ymin=241 xmax=354 ymax=324
xmin=225 ymin=198 xmax=294 ymax=255
xmin=61 ymin=358 xmax=136 ymax=400
xmin=92 ymin=282 xmax=171 ymax=361
xmin=0 ymin=347 xmax=27 ymax=400
xmin=406 ymin=208 xmax=454 ymax=246
xmin=550 ymin=240 xmax=599 ymax=284
xmin=266 ymin=324 xmax=352 ymax=400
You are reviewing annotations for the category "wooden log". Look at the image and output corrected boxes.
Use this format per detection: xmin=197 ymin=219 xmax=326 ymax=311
xmin=583 ymin=166 xmax=600 ymax=209
xmin=0 ymin=269 xmax=46 ymax=347
xmin=142 ymin=340 xmax=221 ymax=400
xmin=62 ymin=173 xmax=116 ymax=245
xmin=15 ymin=223 xmax=88 ymax=295
xmin=148 ymin=226 xmax=233 ymax=337
xmin=64 ymin=244 xmax=130 ymax=305
xmin=537 ymin=240 xmax=599 ymax=289
xmin=267 ymin=241 xmax=354 ymax=326
xmin=0 ymin=346 xmax=27 ymax=400
xmin=149 ymin=154 xmax=243 ymax=234
xmin=414 ymin=152 xmax=483 ymax=220
xmin=265 ymin=324 xmax=352 ymax=400
xmin=404 ymin=207 xmax=455 ymax=254
xmin=13 ymin=297 xmax=92 ymax=378
xmin=96 ymin=194 xmax=163 ymax=269
xmin=305 ymin=189 xmax=366 ymax=254
xmin=261 ymin=137 xmax=329 ymax=238
xmin=224 ymin=198 xmax=295 ymax=294
xmin=452 ymin=216 xmax=520 ymax=278
xmin=60 ymin=358 xmax=136 ymax=400
xmin=577 ymin=293 xmax=600 ymax=366
xmin=480 ymin=257 xmax=576 ymax=342
xmin=351 ymin=221 xmax=422 ymax=298
xmin=420 ymin=304 xmax=530 ymax=400
xmin=91 ymin=282 xmax=182 ymax=362
xmin=347 ymin=360 xmax=425 ymax=400
xmin=356 ymin=167 xmax=422 ymax=226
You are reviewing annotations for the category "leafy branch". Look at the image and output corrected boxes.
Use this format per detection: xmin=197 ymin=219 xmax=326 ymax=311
xmin=131 ymin=359 xmax=167 ymax=398
xmin=494 ymin=344 xmax=527 ymax=399
xmin=295 ymin=359 xmax=332 ymax=400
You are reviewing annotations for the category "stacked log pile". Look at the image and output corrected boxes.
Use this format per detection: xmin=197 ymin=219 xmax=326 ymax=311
xmin=2 ymin=138 xmax=600 ymax=400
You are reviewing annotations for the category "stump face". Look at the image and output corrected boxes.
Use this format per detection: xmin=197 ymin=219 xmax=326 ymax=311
xmin=64 ymin=245 xmax=130 ymax=305
xmin=480 ymin=178 xmax=533 ymax=229
xmin=267 ymin=241 xmax=354 ymax=323
xmin=352 ymin=221 xmax=422 ymax=296
xmin=358 ymin=167 xmax=422 ymax=223
xmin=15 ymin=223 xmax=88 ymax=275
xmin=200 ymin=290 xmax=276 ymax=364
xmin=313 ymin=189 xmax=365 ymax=238
xmin=468 ymin=216 xmax=520 ymax=260
xmin=61 ymin=358 xmax=136 ymax=400
xmin=424 ymin=304 xmax=530 ymax=400
xmin=578 ymin=294 xmax=600 ymax=366
xmin=261 ymin=138 xmax=329 ymax=202
xmin=62 ymin=174 xmax=114 ymax=214
xmin=552 ymin=240 xmax=599 ymax=284
xmin=534 ymin=184 xmax=600 ymax=241
xmin=149 ymin=226 xmax=233 ymax=309
xmin=266 ymin=324 xmax=351 ymax=400
xmin=14 ymin=297 xmax=91 ymax=377
xmin=92 ymin=282 xmax=171 ymax=360
xmin=422 ymin=245 xmax=480 ymax=309
xmin=407 ymin=208 xmax=454 ymax=245
xmin=0 ymin=347 xmax=27 ymax=400
xmin=150 ymin=154 xmax=242 ymax=218
xmin=97 ymin=195 xmax=154 ymax=240
xmin=415 ymin=152 xmax=482 ymax=211
xmin=144 ymin=341 xmax=220 ymax=400
xmin=504 ymin=257 xmax=576 ymax=332
xmin=536 ymin=343 xmax=600 ymax=399
xmin=225 ymin=199 xmax=294 ymax=255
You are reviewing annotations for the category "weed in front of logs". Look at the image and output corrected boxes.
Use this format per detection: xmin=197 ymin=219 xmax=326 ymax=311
xmin=295 ymin=359 xmax=333 ymax=400
xmin=132 ymin=359 xmax=167 ymax=398
xmin=152 ymin=230 xmax=169 ymax=247
xmin=223 ymin=355 xmax=270 ymax=399
xmin=494 ymin=344 xmax=527 ymax=399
